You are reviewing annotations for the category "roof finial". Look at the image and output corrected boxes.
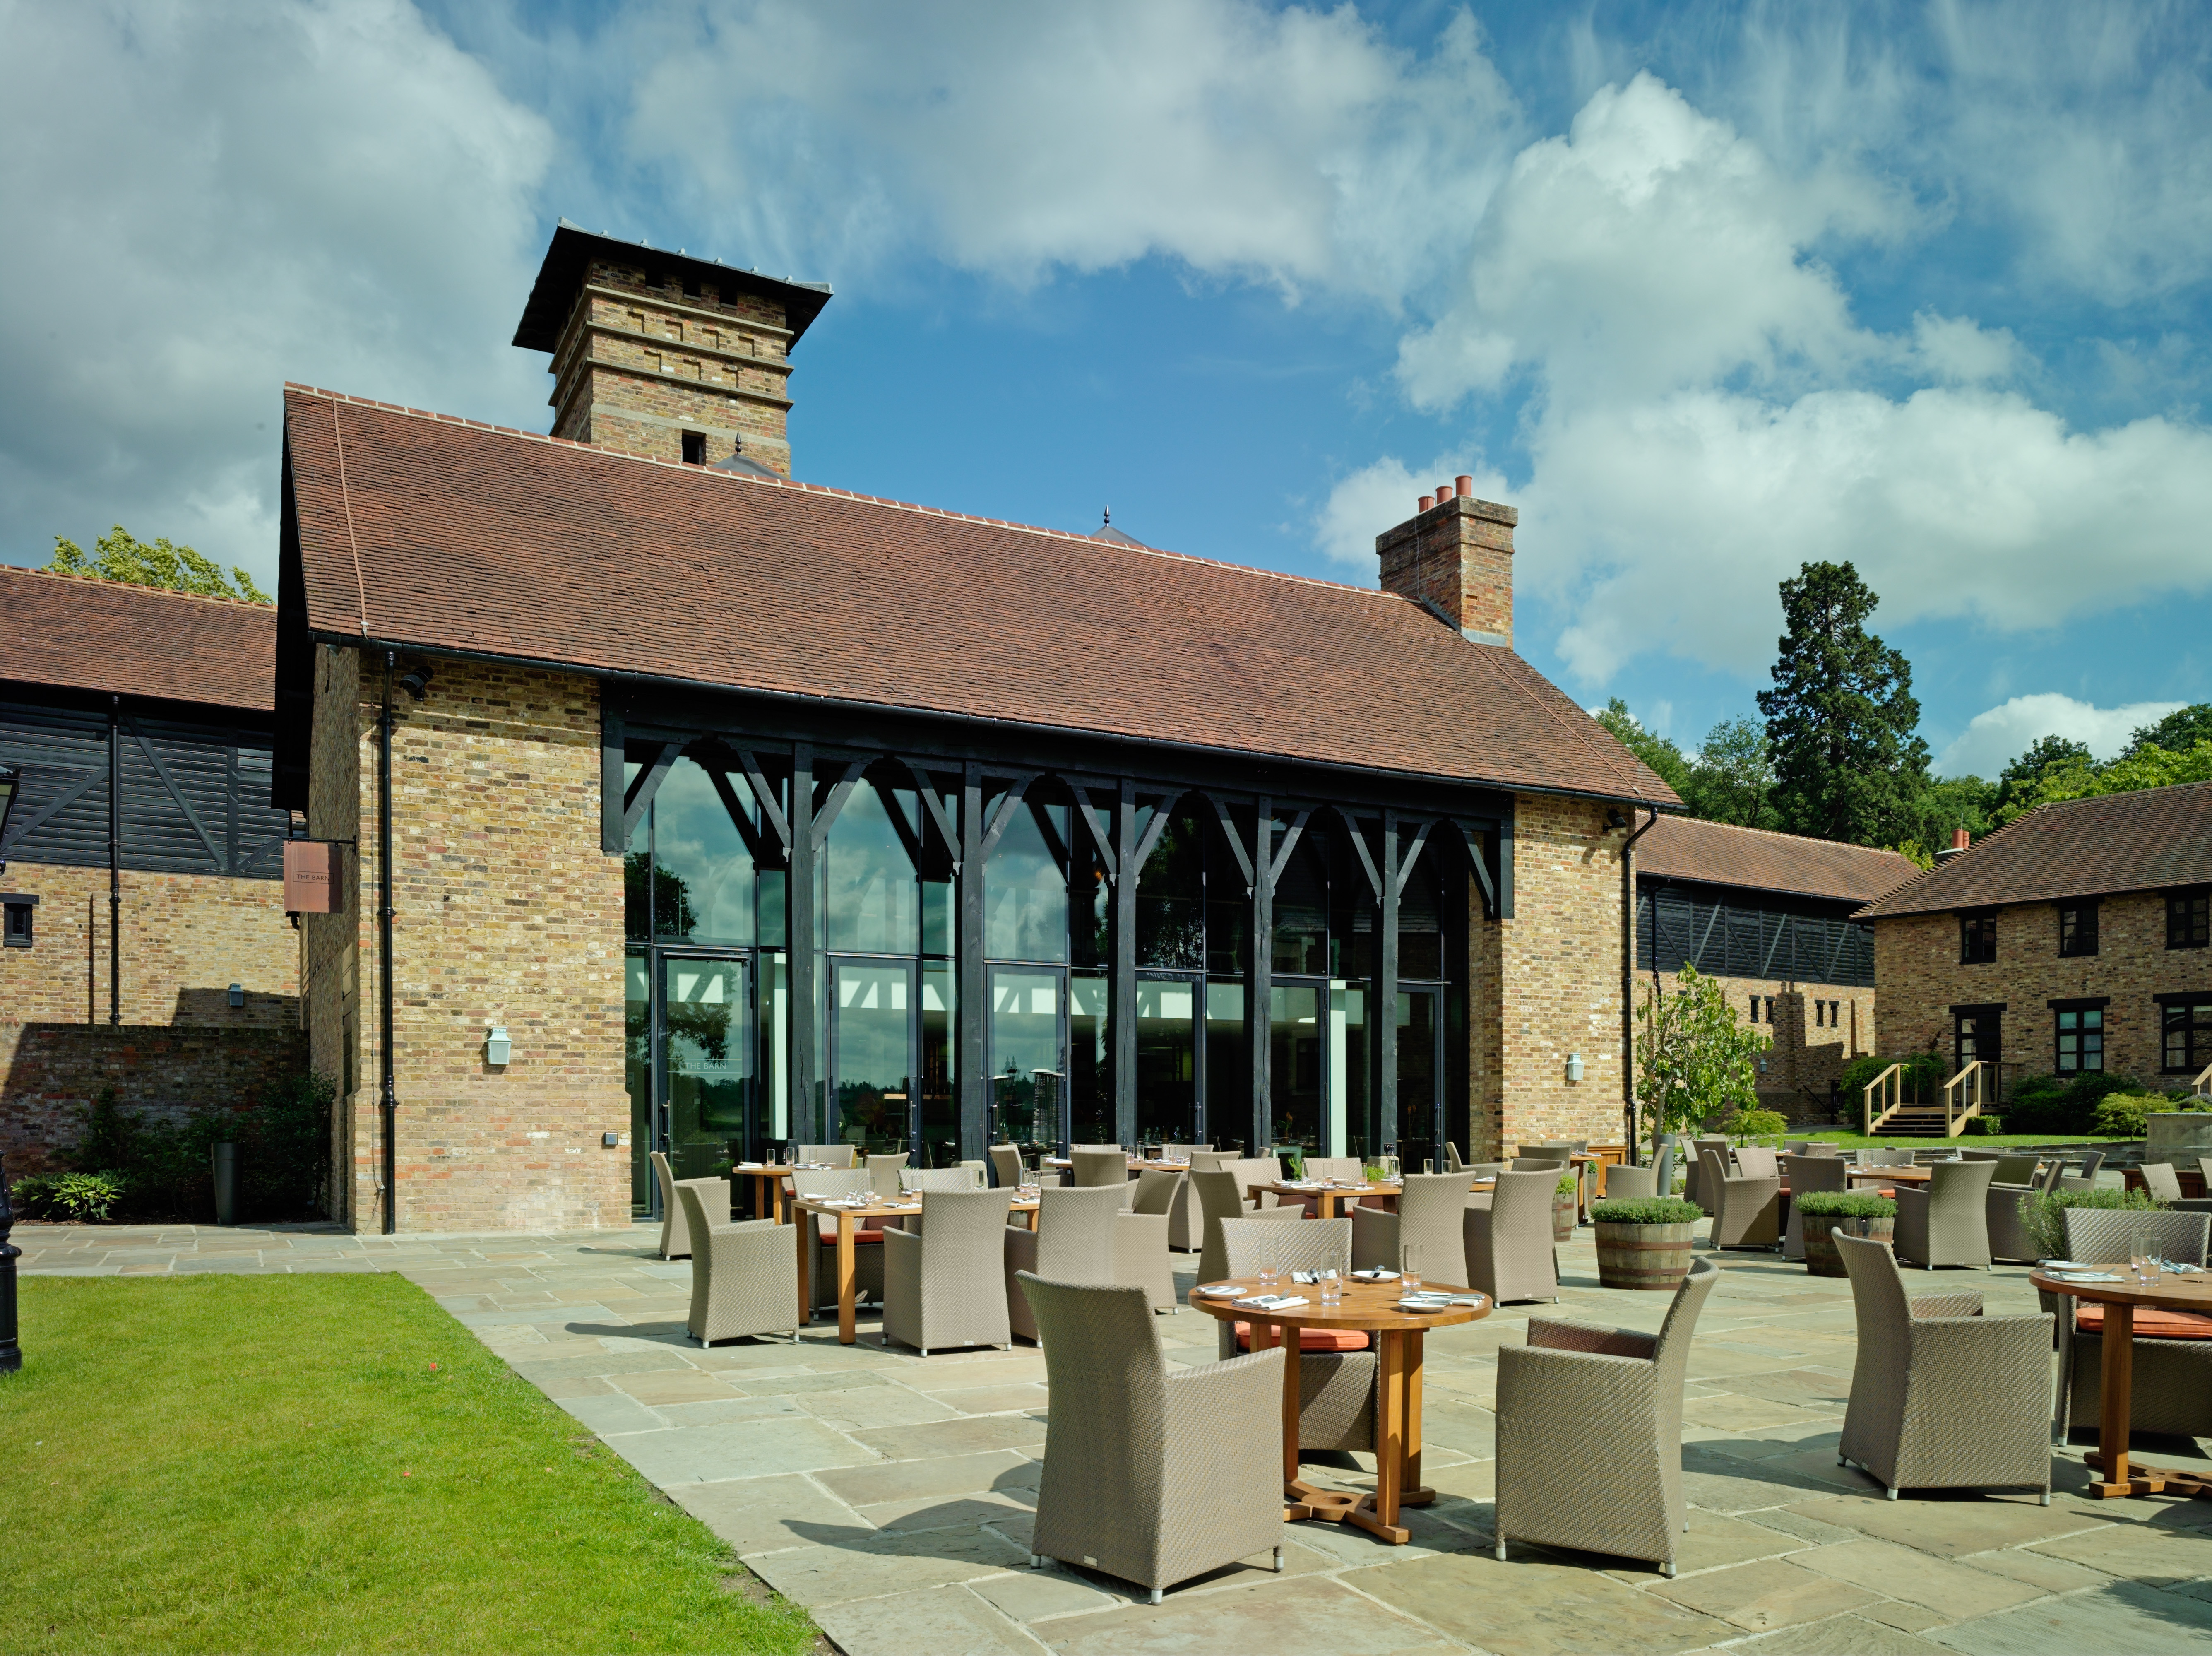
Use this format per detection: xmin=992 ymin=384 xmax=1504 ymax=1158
xmin=1102 ymin=506 xmax=1111 ymax=526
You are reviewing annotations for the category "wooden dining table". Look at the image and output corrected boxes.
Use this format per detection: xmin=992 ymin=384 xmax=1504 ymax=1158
xmin=2031 ymin=1267 xmax=2212 ymax=1500
xmin=1188 ymin=1275 xmax=1488 ymax=1543
xmin=1845 ymin=1165 xmax=1933 ymax=1188
xmin=733 ymin=1163 xmax=796 ymax=1224
xmin=1246 ymin=1179 xmax=1399 ymax=1219
xmin=793 ymin=1191 xmax=1044 ymax=1343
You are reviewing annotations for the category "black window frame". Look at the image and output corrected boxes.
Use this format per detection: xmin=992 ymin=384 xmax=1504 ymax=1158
xmin=1 ymin=892 xmax=34 ymax=949
xmin=1959 ymin=911 xmax=1998 ymax=965
xmin=2057 ymin=896 xmax=2099 ymax=958
xmin=2049 ymin=996 xmax=2107 ymax=1076
xmin=2168 ymin=888 xmax=2210 ymax=951
xmin=2159 ymin=992 xmax=2212 ymax=1076
xmin=680 ymin=429 xmax=708 ymax=465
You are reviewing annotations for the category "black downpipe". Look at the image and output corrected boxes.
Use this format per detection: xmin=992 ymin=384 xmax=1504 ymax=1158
xmin=379 ymin=653 xmax=397 ymax=1234
xmin=108 ymin=696 xmax=120 ymax=1025
xmin=1621 ymin=804 xmax=1658 ymax=1160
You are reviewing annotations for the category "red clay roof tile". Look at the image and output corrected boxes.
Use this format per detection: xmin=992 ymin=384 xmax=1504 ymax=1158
xmin=0 ymin=564 xmax=274 ymax=711
xmin=1636 ymin=814 xmax=1918 ymax=905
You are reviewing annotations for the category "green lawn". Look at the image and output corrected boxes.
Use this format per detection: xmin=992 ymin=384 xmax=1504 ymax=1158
xmin=0 ymin=1275 xmax=817 ymax=1655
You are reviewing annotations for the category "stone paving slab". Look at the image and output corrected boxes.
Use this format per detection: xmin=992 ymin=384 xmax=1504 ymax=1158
xmin=20 ymin=1216 xmax=2212 ymax=1654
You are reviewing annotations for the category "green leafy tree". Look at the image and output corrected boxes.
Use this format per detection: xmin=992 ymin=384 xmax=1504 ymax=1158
xmin=1636 ymin=963 xmax=1770 ymax=1148
xmin=1681 ymin=717 xmax=1780 ymax=828
xmin=1907 ymin=773 xmax=1998 ymax=850
xmin=1595 ymin=698 xmax=1693 ymax=798
xmin=48 ymin=524 xmax=270 ymax=604
xmin=2122 ymin=704 xmax=2212 ymax=760
xmin=1996 ymin=734 xmax=2091 ymax=814
xmin=1996 ymin=739 xmax=2212 ymax=824
xmin=1758 ymin=561 xmax=1931 ymax=845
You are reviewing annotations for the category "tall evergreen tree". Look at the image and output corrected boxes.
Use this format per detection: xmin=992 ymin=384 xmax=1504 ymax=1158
xmin=1757 ymin=561 xmax=1930 ymax=845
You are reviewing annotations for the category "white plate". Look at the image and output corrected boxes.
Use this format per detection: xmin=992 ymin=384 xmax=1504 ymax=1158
xmin=1194 ymin=1284 xmax=1241 ymax=1297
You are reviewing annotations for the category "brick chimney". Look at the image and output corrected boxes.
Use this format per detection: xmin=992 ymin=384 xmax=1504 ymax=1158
xmin=511 ymin=221 xmax=832 ymax=475
xmin=1375 ymin=474 xmax=1517 ymax=647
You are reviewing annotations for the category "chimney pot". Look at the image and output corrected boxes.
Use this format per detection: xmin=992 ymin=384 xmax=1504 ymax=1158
xmin=1950 ymin=828 xmax=1970 ymax=851
xmin=1434 ymin=484 xmax=1452 ymax=507
xmin=1418 ymin=494 xmax=1434 ymax=512
xmin=1377 ymin=485 xmax=1517 ymax=647
xmin=1455 ymin=474 xmax=1472 ymax=497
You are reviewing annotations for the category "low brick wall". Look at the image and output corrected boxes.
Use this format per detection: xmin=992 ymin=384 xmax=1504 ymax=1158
xmin=0 ymin=1022 xmax=308 ymax=1174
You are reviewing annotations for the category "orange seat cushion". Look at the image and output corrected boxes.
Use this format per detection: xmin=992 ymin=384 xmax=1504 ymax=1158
xmin=1234 ymin=1323 xmax=1370 ymax=1353
xmin=2075 ymin=1304 xmax=2212 ymax=1339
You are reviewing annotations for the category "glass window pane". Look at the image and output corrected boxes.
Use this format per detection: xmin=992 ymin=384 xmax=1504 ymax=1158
xmin=1270 ymin=984 xmax=1322 ymax=1155
xmin=986 ymin=798 xmax=1068 ymax=961
xmin=1332 ymin=984 xmax=1368 ymax=1161
xmin=831 ymin=960 xmax=911 ymax=1153
xmin=1071 ymin=973 xmax=1111 ymax=1146
xmin=652 ymin=756 xmax=756 ymax=946
xmin=760 ymin=952 xmax=788 ymax=1145
xmin=758 ymin=869 xmax=787 ymax=948
xmin=1136 ymin=980 xmax=1197 ymax=1145
xmin=1137 ymin=808 xmax=1203 ymax=969
xmin=991 ymin=968 xmax=1063 ymax=1149
xmin=921 ymin=879 xmax=952 ymax=957
xmin=1397 ymin=989 xmax=1440 ymax=1172
xmin=919 ymin=965 xmax=957 ymax=1166
xmin=626 ymin=951 xmax=651 ymax=1212
xmin=822 ymin=779 xmax=918 ymax=954
xmin=1273 ymin=831 xmax=1327 ymax=975
xmin=1207 ymin=981 xmax=1248 ymax=1153
xmin=625 ymin=812 xmax=651 ymax=942
xmin=664 ymin=958 xmax=749 ymax=1178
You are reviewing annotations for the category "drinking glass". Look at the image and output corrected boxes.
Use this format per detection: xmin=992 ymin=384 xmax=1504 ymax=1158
xmin=1400 ymin=1243 xmax=1423 ymax=1296
xmin=1319 ymin=1269 xmax=1342 ymax=1308
xmin=2135 ymin=1234 xmax=2162 ymax=1287
xmin=1257 ymin=1234 xmax=1279 ymax=1292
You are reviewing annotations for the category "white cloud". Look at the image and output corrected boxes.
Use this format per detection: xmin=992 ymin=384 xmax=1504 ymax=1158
xmin=1312 ymin=455 xmax=1511 ymax=569
xmin=1935 ymin=693 xmax=2187 ymax=777
xmin=0 ymin=0 xmax=553 ymax=582
xmin=1910 ymin=312 xmax=2021 ymax=384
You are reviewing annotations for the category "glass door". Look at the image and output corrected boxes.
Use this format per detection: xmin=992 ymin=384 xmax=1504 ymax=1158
xmin=829 ymin=957 xmax=916 ymax=1156
xmin=1135 ymin=977 xmax=1199 ymax=1146
xmin=661 ymin=956 xmax=752 ymax=1182
xmin=990 ymin=967 xmax=1063 ymax=1153
xmin=1270 ymin=981 xmax=1325 ymax=1157
xmin=1395 ymin=987 xmax=1444 ymax=1174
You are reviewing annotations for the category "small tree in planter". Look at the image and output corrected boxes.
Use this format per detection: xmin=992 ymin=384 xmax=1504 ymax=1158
xmin=1637 ymin=964 xmax=1770 ymax=1154
xmin=1590 ymin=1196 xmax=1703 ymax=1290
xmin=1797 ymin=1190 xmax=1897 ymax=1276
xmin=1551 ymin=1172 xmax=1580 ymax=1242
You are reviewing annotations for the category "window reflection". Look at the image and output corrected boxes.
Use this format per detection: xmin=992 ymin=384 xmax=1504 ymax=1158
xmin=991 ymin=969 xmax=1061 ymax=1148
xmin=1136 ymin=979 xmax=1197 ymax=1143
xmin=654 ymin=756 xmax=756 ymax=946
xmin=986 ymin=798 xmax=1070 ymax=961
xmin=820 ymin=779 xmax=919 ymax=954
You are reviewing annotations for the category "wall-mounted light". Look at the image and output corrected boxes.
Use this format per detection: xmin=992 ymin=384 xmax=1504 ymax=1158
xmin=484 ymin=1025 xmax=511 ymax=1066
xmin=397 ymin=664 xmax=433 ymax=701
xmin=228 ymin=983 xmax=244 ymax=1008
xmin=1565 ymin=1052 xmax=1585 ymax=1083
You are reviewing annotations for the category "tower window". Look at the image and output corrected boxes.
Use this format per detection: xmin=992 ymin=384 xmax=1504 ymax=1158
xmin=681 ymin=431 xmax=706 ymax=465
xmin=2 ymin=893 xmax=36 ymax=948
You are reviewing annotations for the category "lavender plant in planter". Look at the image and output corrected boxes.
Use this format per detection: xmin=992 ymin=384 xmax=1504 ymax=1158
xmin=1797 ymin=1190 xmax=1897 ymax=1277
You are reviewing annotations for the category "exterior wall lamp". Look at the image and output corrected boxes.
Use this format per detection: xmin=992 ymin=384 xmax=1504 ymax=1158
xmin=1565 ymin=1052 xmax=1585 ymax=1083
xmin=484 ymin=1025 xmax=512 ymax=1067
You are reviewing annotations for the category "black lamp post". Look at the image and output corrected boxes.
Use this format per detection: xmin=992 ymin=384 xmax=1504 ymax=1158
xmin=0 ymin=764 xmax=20 ymax=1373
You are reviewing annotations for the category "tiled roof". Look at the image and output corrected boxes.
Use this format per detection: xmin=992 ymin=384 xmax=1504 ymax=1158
xmin=278 ymin=386 xmax=1682 ymax=804
xmin=1854 ymin=782 xmax=2212 ymax=919
xmin=0 ymin=564 xmax=274 ymax=712
xmin=1636 ymin=814 xmax=1918 ymax=906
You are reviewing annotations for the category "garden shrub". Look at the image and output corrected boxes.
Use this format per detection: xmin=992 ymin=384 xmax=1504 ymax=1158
xmin=1555 ymin=1174 xmax=1580 ymax=1198
xmin=1963 ymin=1114 xmax=2005 ymax=1136
xmin=1733 ymin=1108 xmax=1787 ymax=1137
xmin=49 ymin=1074 xmax=336 ymax=1223
xmin=1590 ymin=1196 xmax=1702 ymax=1226
xmin=1794 ymin=1190 xmax=1896 ymax=1219
xmin=10 ymin=1170 xmax=130 ymax=1222
xmin=2023 ymin=1186 xmax=2164 ymax=1261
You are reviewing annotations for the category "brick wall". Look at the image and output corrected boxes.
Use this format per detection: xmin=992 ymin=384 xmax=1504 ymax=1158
xmin=310 ymin=649 xmax=629 ymax=1233
xmin=1875 ymin=893 xmax=2212 ymax=1087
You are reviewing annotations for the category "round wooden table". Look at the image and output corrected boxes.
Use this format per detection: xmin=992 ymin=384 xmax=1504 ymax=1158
xmin=1189 ymin=1276 xmax=1488 ymax=1543
xmin=2031 ymin=1268 xmax=2212 ymax=1501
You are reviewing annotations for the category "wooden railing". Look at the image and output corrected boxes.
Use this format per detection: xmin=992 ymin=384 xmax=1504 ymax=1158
xmin=1942 ymin=1061 xmax=1991 ymax=1136
xmin=2195 ymin=1061 xmax=2212 ymax=1100
xmin=1863 ymin=1062 xmax=1906 ymax=1136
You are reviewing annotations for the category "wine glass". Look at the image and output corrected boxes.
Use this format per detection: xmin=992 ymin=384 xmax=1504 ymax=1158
xmin=1400 ymin=1243 xmax=1423 ymax=1296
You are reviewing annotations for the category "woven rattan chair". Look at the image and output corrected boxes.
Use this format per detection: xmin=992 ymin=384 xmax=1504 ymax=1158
xmin=1212 ymin=1218 xmax=1377 ymax=1454
xmin=1494 ymin=1257 xmax=1718 ymax=1576
xmin=2141 ymin=1162 xmax=2185 ymax=1202
xmin=1192 ymin=1168 xmax=1303 ymax=1284
xmin=866 ymin=1151 xmax=911 ymax=1199
xmin=1603 ymin=1165 xmax=1658 ymax=1201
xmin=1163 ymin=1142 xmax=1211 ymax=1160
xmin=2200 ymin=1155 xmax=2212 ymax=1187
xmin=1988 ymin=1154 xmax=2039 ymax=1185
xmin=1185 ymin=1148 xmax=1232 ymax=1171
xmin=989 ymin=1143 xmax=1028 ymax=1189
xmin=884 ymin=1188 xmax=1013 ymax=1355
xmin=1782 ymin=1154 xmax=1848 ymax=1261
xmin=1353 ymin=1170 xmax=1479 ymax=1280
xmin=1984 ymin=1159 xmax=2050 ymax=1264
xmin=1651 ymin=1141 xmax=1677 ymax=1198
xmin=652 ymin=1151 xmax=729 ymax=1260
xmin=1834 ymin=1231 xmax=2051 ymax=1502
xmin=1006 ymin=1184 xmax=1128 ymax=1341
xmin=1017 ymin=1274 xmax=1283 ymax=1603
xmin=1701 ymin=1149 xmax=1781 ymax=1251
xmin=1120 ymin=1169 xmax=1182 ymax=1307
xmin=1072 ymin=1146 xmax=1132 ymax=1193
xmin=2058 ymin=1149 xmax=2106 ymax=1192
xmin=1445 ymin=1142 xmax=1466 ymax=1172
xmin=796 ymin=1144 xmax=856 ymax=1167
xmin=1463 ymin=1168 xmax=1559 ymax=1303
xmin=1684 ymin=1136 xmax=1731 ymax=1211
xmin=676 ymin=1184 xmax=796 ymax=1345
xmin=1734 ymin=1146 xmax=1780 ymax=1179
xmin=1894 ymin=1159 xmax=1997 ymax=1269
xmin=2044 ymin=1208 xmax=2212 ymax=1439
xmin=792 ymin=1168 xmax=885 ymax=1314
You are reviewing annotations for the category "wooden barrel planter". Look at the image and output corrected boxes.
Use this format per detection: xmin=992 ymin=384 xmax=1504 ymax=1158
xmin=1803 ymin=1215 xmax=1895 ymax=1277
xmin=1594 ymin=1221 xmax=1697 ymax=1291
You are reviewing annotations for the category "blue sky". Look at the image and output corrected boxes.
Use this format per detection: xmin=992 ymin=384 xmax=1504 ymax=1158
xmin=5 ymin=1 xmax=2209 ymax=777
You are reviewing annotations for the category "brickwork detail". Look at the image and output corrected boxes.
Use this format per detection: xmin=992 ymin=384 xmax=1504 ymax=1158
xmin=1376 ymin=495 xmax=1517 ymax=645
xmin=1875 ymin=894 xmax=2212 ymax=1086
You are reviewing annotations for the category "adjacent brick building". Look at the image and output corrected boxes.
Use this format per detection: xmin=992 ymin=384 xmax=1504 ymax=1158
xmin=0 ymin=568 xmax=304 ymax=1173
xmin=1635 ymin=816 xmax=1916 ymax=1119
xmin=272 ymin=224 xmax=1690 ymax=1234
xmin=1856 ymin=784 xmax=2212 ymax=1097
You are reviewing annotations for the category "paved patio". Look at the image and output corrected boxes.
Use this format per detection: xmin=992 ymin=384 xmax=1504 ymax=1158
xmin=20 ymin=1218 xmax=2212 ymax=1655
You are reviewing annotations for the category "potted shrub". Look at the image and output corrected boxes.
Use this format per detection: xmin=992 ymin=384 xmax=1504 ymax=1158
xmin=1552 ymin=1172 xmax=1579 ymax=1242
xmin=2022 ymin=1186 xmax=2164 ymax=1261
xmin=1590 ymin=1196 xmax=1702 ymax=1290
xmin=1798 ymin=1190 xmax=1896 ymax=1276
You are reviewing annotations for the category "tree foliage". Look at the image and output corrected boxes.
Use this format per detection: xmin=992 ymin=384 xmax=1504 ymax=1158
xmin=1758 ymin=561 xmax=1931 ymax=846
xmin=1636 ymin=963 xmax=1769 ymax=1147
xmin=48 ymin=524 xmax=270 ymax=604
xmin=1681 ymin=717 xmax=1780 ymax=829
xmin=1596 ymin=698 xmax=1692 ymax=798
xmin=1994 ymin=739 xmax=2212 ymax=824
xmin=2123 ymin=703 xmax=2212 ymax=761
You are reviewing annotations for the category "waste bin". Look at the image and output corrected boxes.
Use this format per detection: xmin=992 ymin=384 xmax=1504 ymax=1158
xmin=211 ymin=1141 xmax=238 ymax=1226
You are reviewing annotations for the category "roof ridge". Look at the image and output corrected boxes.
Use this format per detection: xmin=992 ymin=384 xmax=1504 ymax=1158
xmin=280 ymin=383 xmax=1408 ymax=607
xmin=0 ymin=561 xmax=272 ymax=612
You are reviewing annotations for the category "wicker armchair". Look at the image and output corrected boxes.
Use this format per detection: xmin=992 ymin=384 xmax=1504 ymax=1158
xmin=1733 ymin=1147 xmax=1779 ymax=1179
xmin=1463 ymin=1168 xmax=1560 ymax=1304
xmin=1494 ymin=1259 xmax=1719 ymax=1577
xmin=1353 ymin=1171 xmax=1479 ymax=1280
xmin=1683 ymin=1136 xmax=1730 ymax=1211
xmin=989 ymin=1143 xmax=1028 ymax=1189
xmin=902 ymin=1167 xmax=980 ymax=1196
xmin=2058 ymin=1150 xmax=2105 ymax=1192
xmin=1017 ymin=1275 xmax=1283 ymax=1603
xmin=1782 ymin=1154 xmax=1848 ymax=1261
xmin=1834 ymin=1231 xmax=2051 ymax=1502
xmin=796 ymin=1144 xmax=856 ymax=1167
xmin=2141 ymin=1162 xmax=2184 ymax=1202
xmin=2044 ymin=1208 xmax=2212 ymax=1439
xmin=1072 ymin=1147 xmax=1132 ymax=1193
xmin=1005 ymin=1184 xmax=1127 ymax=1341
xmin=1701 ymin=1150 xmax=1781 ymax=1251
xmin=1894 ymin=1159 xmax=1997 ymax=1269
xmin=1604 ymin=1166 xmax=1658 ymax=1201
xmin=883 ymin=1188 xmax=1013 ymax=1355
xmin=865 ymin=1152 xmax=910 ymax=1199
xmin=1120 ymin=1169 xmax=1182 ymax=1307
xmin=1989 ymin=1154 xmax=2039 ymax=1185
xmin=676 ymin=1185 xmax=796 ymax=1346
xmin=1186 ymin=1148 xmax=1232 ymax=1171
xmin=1651 ymin=1141 xmax=1677 ymax=1198
xmin=651 ymin=1151 xmax=729 ymax=1260
xmin=1211 ymin=1218 xmax=1376 ymax=1454
xmin=792 ymin=1168 xmax=885 ymax=1314
xmin=1192 ymin=1169 xmax=1303 ymax=1284
xmin=1445 ymin=1142 xmax=1466 ymax=1172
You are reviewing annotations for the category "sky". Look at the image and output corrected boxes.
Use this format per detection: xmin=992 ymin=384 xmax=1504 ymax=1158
xmin=4 ymin=0 xmax=2209 ymax=780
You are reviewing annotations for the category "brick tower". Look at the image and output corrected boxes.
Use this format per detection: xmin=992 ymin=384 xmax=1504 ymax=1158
xmin=512 ymin=219 xmax=832 ymax=476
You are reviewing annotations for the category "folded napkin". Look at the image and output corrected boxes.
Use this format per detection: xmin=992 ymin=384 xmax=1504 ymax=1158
xmin=1233 ymin=1294 xmax=1309 ymax=1310
xmin=2171 ymin=1262 xmax=2205 ymax=1274
xmin=738 ymin=1161 xmax=762 ymax=1169
xmin=2048 ymin=1270 xmax=2125 ymax=1282
xmin=1352 ymin=1268 xmax=1400 ymax=1282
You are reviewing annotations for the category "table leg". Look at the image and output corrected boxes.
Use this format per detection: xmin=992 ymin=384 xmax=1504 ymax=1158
xmin=836 ymin=1211 xmax=858 ymax=1344
xmin=1349 ymin=1328 xmax=1412 ymax=1544
xmin=1402 ymin=1329 xmax=1431 ymax=1506
xmin=796 ymin=1210 xmax=812 ymax=1326
xmin=1278 ymin=1323 xmax=1303 ymax=1484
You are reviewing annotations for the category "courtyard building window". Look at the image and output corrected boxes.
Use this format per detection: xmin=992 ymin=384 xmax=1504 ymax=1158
xmin=2162 ymin=995 xmax=2212 ymax=1075
xmin=2052 ymin=1001 xmax=2106 ymax=1075
xmin=1960 ymin=912 xmax=1998 ymax=965
xmin=2169 ymin=889 xmax=2211 ymax=950
xmin=2058 ymin=898 xmax=2099 ymax=958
